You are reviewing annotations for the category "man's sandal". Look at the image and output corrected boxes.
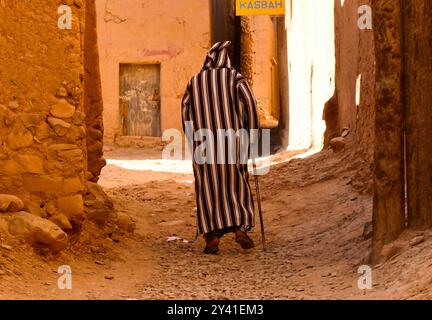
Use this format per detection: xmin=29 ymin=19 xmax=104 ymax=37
xmin=203 ymin=236 xmax=220 ymax=254
xmin=235 ymin=231 xmax=255 ymax=249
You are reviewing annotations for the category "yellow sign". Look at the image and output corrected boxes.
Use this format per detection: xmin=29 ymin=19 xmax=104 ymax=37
xmin=236 ymin=0 xmax=285 ymax=16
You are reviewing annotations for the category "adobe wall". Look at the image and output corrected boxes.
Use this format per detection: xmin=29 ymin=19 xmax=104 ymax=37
xmin=85 ymin=0 xmax=106 ymax=182
xmin=333 ymin=0 xmax=375 ymax=157
xmin=330 ymin=0 xmax=376 ymax=194
xmin=240 ymin=0 xmax=375 ymax=155
xmin=241 ymin=16 xmax=280 ymax=129
xmin=0 ymin=1 xmax=87 ymax=226
xmin=403 ymin=0 xmax=432 ymax=228
xmin=96 ymin=0 xmax=211 ymax=140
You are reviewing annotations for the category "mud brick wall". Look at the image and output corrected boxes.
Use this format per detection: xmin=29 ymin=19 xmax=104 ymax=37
xmin=371 ymin=0 xmax=405 ymax=261
xmin=84 ymin=0 xmax=105 ymax=182
xmin=403 ymin=0 xmax=432 ymax=229
xmin=0 ymin=1 xmax=87 ymax=227
xmin=96 ymin=0 xmax=211 ymax=140
xmin=240 ymin=15 xmax=280 ymax=130
xmin=331 ymin=0 xmax=376 ymax=194
xmin=333 ymin=0 xmax=375 ymax=155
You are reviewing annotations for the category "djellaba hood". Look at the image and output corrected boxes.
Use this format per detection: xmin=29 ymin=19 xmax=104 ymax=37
xmin=202 ymin=41 xmax=232 ymax=70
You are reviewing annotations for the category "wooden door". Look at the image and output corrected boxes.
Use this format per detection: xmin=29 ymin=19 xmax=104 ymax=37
xmin=119 ymin=64 xmax=161 ymax=137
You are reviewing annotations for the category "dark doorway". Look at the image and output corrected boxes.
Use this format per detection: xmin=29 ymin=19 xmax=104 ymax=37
xmin=210 ymin=0 xmax=241 ymax=70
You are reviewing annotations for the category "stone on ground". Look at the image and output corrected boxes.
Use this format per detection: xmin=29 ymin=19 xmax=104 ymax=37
xmin=84 ymin=182 xmax=114 ymax=225
xmin=0 ymin=194 xmax=25 ymax=213
xmin=116 ymin=212 xmax=136 ymax=232
xmin=410 ymin=235 xmax=425 ymax=247
xmin=50 ymin=213 xmax=73 ymax=231
xmin=5 ymin=211 xmax=68 ymax=252
xmin=57 ymin=194 xmax=84 ymax=224
xmin=330 ymin=137 xmax=346 ymax=151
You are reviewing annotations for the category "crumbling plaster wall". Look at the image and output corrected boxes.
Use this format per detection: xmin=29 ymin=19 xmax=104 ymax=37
xmin=333 ymin=0 xmax=375 ymax=156
xmin=96 ymin=0 xmax=211 ymax=140
xmin=0 ymin=1 xmax=87 ymax=227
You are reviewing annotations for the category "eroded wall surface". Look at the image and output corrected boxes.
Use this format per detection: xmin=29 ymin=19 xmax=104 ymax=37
xmin=85 ymin=0 xmax=105 ymax=182
xmin=331 ymin=0 xmax=376 ymax=194
xmin=371 ymin=0 xmax=405 ymax=262
xmin=96 ymin=0 xmax=211 ymax=140
xmin=334 ymin=0 xmax=375 ymax=153
xmin=403 ymin=0 xmax=432 ymax=229
xmin=0 ymin=1 xmax=87 ymax=226
xmin=241 ymin=16 xmax=280 ymax=129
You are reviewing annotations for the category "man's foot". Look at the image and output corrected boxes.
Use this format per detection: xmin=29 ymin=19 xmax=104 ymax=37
xmin=235 ymin=230 xmax=254 ymax=249
xmin=203 ymin=235 xmax=220 ymax=254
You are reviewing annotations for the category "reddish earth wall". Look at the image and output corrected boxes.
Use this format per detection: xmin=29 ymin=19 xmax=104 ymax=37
xmin=403 ymin=0 xmax=432 ymax=229
xmin=334 ymin=0 xmax=375 ymax=154
xmin=85 ymin=0 xmax=106 ymax=182
xmin=96 ymin=0 xmax=211 ymax=140
xmin=0 ymin=1 xmax=87 ymax=225
xmin=332 ymin=0 xmax=376 ymax=194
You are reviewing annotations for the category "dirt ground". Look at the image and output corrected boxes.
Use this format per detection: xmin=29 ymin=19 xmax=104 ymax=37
xmin=1 ymin=146 xmax=432 ymax=300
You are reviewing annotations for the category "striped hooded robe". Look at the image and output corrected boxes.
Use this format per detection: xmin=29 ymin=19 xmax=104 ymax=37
xmin=181 ymin=41 xmax=260 ymax=235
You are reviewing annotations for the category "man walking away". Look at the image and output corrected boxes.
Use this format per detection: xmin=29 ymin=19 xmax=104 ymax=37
xmin=181 ymin=41 xmax=260 ymax=254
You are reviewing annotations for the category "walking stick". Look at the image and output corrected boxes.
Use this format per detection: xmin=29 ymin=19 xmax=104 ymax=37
xmin=252 ymin=159 xmax=267 ymax=251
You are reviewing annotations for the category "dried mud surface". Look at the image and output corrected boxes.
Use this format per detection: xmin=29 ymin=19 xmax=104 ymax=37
xmin=1 ymin=147 xmax=431 ymax=300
